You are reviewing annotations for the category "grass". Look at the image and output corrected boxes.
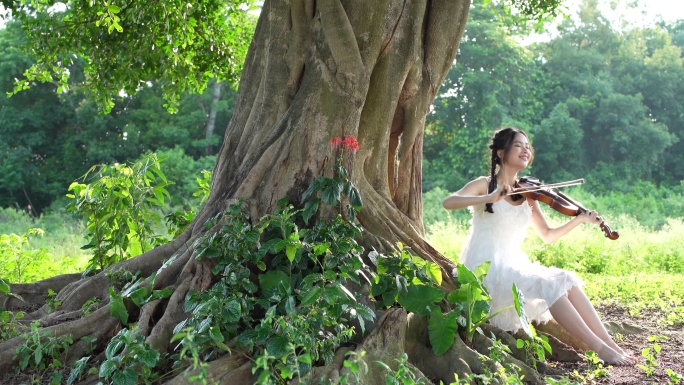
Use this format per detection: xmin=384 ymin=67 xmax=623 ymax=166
xmin=0 ymin=207 xmax=89 ymax=283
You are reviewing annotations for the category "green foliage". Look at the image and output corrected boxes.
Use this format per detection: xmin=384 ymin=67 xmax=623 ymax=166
xmin=5 ymin=0 xmax=257 ymax=113
xmin=449 ymin=263 xmax=530 ymax=342
xmin=80 ymin=296 xmax=102 ymax=317
xmin=449 ymin=337 xmax=526 ymax=384
xmin=301 ymin=156 xmax=363 ymax=224
xmin=666 ymin=368 xmax=684 ymax=385
xmin=0 ymin=278 xmax=26 ymax=343
xmin=107 ymin=271 xmax=172 ymax=325
xmin=515 ymin=325 xmax=551 ymax=369
xmin=374 ymin=353 xmax=431 ymax=385
xmin=169 ymin=196 xmax=374 ymax=384
xmin=13 ymin=321 xmax=73 ymax=374
xmin=98 ymin=328 xmax=162 ymax=385
xmin=44 ymin=288 xmax=63 ymax=314
xmin=66 ymin=153 xmax=172 ymax=270
xmin=0 ymin=228 xmax=80 ymax=283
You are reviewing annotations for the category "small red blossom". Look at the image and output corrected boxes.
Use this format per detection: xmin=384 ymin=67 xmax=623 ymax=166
xmin=341 ymin=135 xmax=359 ymax=153
xmin=330 ymin=136 xmax=342 ymax=149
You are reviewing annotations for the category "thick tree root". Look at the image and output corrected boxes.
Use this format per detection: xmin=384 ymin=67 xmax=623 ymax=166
xmin=164 ymin=354 xmax=256 ymax=385
xmin=0 ymin=305 xmax=115 ymax=374
xmin=1 ymin=273 xmax=82 ymax=311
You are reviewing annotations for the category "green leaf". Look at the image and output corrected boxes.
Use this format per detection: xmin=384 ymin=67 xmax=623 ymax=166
xmin=320 ymin=178 xmax=344 ymax=205
xmin=34 ymin=348 xmax=42 ymax=366
xmin=209 ymin=327 xmax=224 ymax=343
xmin=348 ymin=185 xmax=362 ymax=209
xmin=312 ymin=242 xmax=330 ymax=256
xmin=299 ymin=286 xmax=321 ymax=307
xmin=425 ymin=261 xmax=442 ymax=286
xmin=395 ymin=275 xmax=408 ymax=295
xmin=267 ymin=335 xmax=289 ymax=358
xmin=67 ymin=356 xmax=90 ymax=384
xmin=108 ymin=288 xmax=128 ymax=324
xmin=137 ymin=348 xmax=160 ymax=367
xmin=285 ymin=296 xmax=296 ymax=314
xmin=455 ymin=263 xmax=480 ymax=285
xmin=99 ymin=359 xmax=118 ymax=378
xmin=0 ymin=277 xmax=10 ymax=293
xmin=112 ymin=368 xmax=138 ymax=385
xmin=512 ymin=285 xmax=532 ymax=338
xmin=298 ymin=353 xmax=312 ymax=364
xmin=259 ymin=270 xmax=289 ymax=295
xmin=224 ymin=299 xmax=241 ymax=323
xmin=397 ymin=285 xmax=444 ymax=316
xmin=473 ymin=262 xmax=491 ymax=281
xmin=128 ymin=286 xmax=150 ymax=307
xmin=428 ymin=309 xmax=458 ymax=355
xmin=285 ymin=243 xmax=300 ymax=263
xmin=302 ymin=199 xmax=320 ymax=224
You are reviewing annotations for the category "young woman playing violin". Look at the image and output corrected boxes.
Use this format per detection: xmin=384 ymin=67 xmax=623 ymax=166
xmin=443 ymin=127 xmax=636 ymax=366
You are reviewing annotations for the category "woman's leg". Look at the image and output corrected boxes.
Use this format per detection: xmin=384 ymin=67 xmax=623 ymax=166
xmin=549 ymin=294 xmax=633 ymax=365
xmin=566 ymin=286 xmax=631 ymax=356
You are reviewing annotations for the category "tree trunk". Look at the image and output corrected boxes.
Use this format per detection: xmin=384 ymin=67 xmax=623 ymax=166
xmin=0 ymin=1 xmax=576 ymax=383
xmin=201 ymin=0 xmax=468 ymax=282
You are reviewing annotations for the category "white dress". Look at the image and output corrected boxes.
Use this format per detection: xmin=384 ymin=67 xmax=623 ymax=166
xmin=459 ymin=199 xmax=584 ymax=332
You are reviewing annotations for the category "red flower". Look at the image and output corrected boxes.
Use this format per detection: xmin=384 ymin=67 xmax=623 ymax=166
xmin=330 ymin=136 xmax=342 ymax=149
xmin=341 ymin=135 xmax=359 ymax=154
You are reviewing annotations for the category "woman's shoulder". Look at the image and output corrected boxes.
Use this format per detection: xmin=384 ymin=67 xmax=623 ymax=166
xmin=462 ymin=176 xmax=491 ymax=196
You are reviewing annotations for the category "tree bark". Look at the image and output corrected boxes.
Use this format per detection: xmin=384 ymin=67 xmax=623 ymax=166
xmin=2 ymin=1 xmax=577 ymax=383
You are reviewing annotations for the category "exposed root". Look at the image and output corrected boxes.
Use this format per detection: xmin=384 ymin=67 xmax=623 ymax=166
xmin=164 ymin=354 xmax=255 ymax=385
xmin=535 ymin=320 xmax=589 ymax=352
xmin=472 ymin=332 xmax=546 ymax=383
xmin=1 ymin=273 xmax=82 ymax=311
xmin=145 ymin=277 xmax=192 ymax=352
xmin=293 ymin=347 xmax=353 ymax=384
xmin=0 ymin=305 xmax=116 ymax=374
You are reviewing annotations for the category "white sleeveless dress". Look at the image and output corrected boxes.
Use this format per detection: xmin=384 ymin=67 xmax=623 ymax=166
xmin=459 ymin=199 xmax=584 ymax=332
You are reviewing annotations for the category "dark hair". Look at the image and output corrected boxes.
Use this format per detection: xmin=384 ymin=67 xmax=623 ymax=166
xmin=485 ymin=127 xmax=534 ymax=213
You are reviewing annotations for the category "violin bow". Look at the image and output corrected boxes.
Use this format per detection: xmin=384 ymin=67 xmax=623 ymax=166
xmin=508 ymin=178 xmax=585 ymax=195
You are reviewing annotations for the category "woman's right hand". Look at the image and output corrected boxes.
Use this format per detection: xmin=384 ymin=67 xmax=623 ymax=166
xmin=488 ymin=183 xmax=514 ymax=203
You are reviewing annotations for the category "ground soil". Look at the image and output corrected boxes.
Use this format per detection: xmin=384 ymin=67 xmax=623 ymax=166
xmin=548 ymin=303 xmax=684 ymax=385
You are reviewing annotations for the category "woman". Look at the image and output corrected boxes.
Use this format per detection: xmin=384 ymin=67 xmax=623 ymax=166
xmin=443 ymin=127 xmax=635 ymax=366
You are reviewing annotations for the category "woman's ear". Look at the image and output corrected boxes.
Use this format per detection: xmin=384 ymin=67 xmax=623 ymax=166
xmin=497 ymin=149 xmax=505 ymax=161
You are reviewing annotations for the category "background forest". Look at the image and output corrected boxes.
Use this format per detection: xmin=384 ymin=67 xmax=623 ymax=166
xmin=1 ymin=0 xmax=683 ymax=229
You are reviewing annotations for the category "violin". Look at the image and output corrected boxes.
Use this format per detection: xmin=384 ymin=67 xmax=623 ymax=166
xmin=512 ymin=176 xmax=619 ymax=240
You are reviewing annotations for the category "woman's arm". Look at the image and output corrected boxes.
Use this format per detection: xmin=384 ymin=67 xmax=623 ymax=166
xmin=529 ymin=199 xmax=602 ymax=243
xmin=443 ymin=177 xmax=513 ymax=210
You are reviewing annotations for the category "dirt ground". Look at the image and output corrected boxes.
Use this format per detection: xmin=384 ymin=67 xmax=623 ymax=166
xmin=549 ymin=303 xmax=684 ymax=385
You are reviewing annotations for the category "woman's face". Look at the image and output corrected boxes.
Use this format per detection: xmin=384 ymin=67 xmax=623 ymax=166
xmin=499 ymin=133 xmax=532 ymax=169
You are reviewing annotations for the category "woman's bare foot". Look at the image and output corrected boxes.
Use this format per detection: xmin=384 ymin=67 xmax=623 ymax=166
xmin=596 ymin=345 xmax=636 ymax=366
xmin=604 ymin=339 xmax=638 ymax=364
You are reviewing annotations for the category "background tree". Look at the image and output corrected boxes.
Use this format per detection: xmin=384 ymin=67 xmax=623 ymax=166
xmin=423 ymin=0 xmax=547 ymax=192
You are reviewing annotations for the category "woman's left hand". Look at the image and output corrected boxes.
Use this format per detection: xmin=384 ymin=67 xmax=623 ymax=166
xmin=578 ymin=210 xmax=602 ymax=224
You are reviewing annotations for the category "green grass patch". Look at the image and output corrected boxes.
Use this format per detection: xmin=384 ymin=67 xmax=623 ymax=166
xmin=0 ymin=207 xmax=88 ymax=283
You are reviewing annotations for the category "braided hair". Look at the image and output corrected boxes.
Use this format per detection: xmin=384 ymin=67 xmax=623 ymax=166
xmin=484 ymin=127 xmax=533 ymax=213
